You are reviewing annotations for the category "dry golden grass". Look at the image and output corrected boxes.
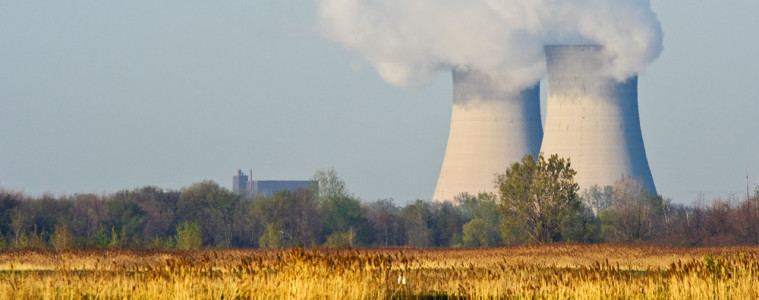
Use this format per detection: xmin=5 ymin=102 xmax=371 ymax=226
xmin=1 ymin=245 xmax=758 ymax=299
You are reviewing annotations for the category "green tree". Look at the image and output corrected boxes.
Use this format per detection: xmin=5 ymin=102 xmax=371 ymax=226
xmin=112 ymin=187 xmax=180 ymax=243
xmin=400 ymin=200 xmax=434 ymax=247
xmin=313 ymin=169 xmax=366 ymax=241
xmin=496 ymin=154 xmax=581 ymax=244
xmin=175 ymin=221 xmax=203 ymax=250
xmin=434 ymin=202 xmax=464 ymax=247
xmin=0 ymin=189 xmax=22 ymax=242
xmin=91 ymin=224 xmax=109 ymax=248
xmin=313 ymin=168 xmax=348 ymax=204
xmin=457 ymin=192 xmax=503 ymax=247
xmin=178 ymin=180 xmax=239 ymax=247
xmin=27 ymin=196 xmax=73 ymax=236
xmin=563 ymin=206 xmax=602 ymax=243
xmin=321 ymin=195 xmax=365 ymax=240
xmin=462 ymin=218 xmax=489 ymax=247
xmin=250 ymin=190 xmax=321 ymax=247
xmin=259 ymin=223 xmax=282 ymax=249
xmin=108 ymin=227 xmax=120 ymax=248
xmin=324 ymin=229 xmax=356 ymax=248
xmin=598 ymin=208 xmax=619 ymax=241
xmin=104 ymin=198 xmax=146 ymax=246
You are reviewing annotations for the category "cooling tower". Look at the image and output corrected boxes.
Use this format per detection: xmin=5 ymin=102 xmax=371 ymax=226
xmin=541 ymin=45 xmax=656 ymax=194
xmin=433 ymin=69 xmax=543 ymax=202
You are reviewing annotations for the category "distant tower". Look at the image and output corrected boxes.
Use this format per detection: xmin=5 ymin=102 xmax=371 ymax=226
xmin=541 ymin=45 xmax=656 ymax=193
xmin=433 ymin=69 xmax=543 ymax=202
xmin=249 ymin=169 xmax=254 ymax=197
xmin=233 ymin=169 xmax=249 ymax=196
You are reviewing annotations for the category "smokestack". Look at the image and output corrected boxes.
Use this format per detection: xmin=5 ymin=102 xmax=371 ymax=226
xmin=541 ymin=45 xmax=656 ymax=193
xmin=433 ymin=69 xmax=543 ymax=202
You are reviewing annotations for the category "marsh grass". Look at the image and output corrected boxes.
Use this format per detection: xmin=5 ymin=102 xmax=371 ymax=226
xmin=0 ymin=245 xmax=757 ymax=299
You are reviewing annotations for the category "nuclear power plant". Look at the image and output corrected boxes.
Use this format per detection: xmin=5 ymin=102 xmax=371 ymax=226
xmin=433 ymin=45 xmax=656 ymax=202
xmin=541 ymin=45 xmax=656 ymax=194
xmin=432 ymin=69 xmax=543 ymax=202
xmin=233 ymin=169 xmax=317 ymax=199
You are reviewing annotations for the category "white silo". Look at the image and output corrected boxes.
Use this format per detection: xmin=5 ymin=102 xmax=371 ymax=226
xmin=541 ymin=45 xmax=656 ymax=194
xmin=433 ymin=69 xmax=543 ymax=202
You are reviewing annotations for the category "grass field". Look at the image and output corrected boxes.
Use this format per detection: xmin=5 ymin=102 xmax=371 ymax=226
xmin=1 ymin=245 xmax=757 ymax=299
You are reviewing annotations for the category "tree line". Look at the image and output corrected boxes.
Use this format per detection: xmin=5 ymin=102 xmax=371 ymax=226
xmin=1 ymin=160 xmax=758 ymax=250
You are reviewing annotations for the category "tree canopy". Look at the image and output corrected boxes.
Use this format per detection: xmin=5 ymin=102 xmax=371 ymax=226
xmin=1 ymin=166 xmax=757 ymax=250
xmin=496 ymin=154 xmax=581 ymax=244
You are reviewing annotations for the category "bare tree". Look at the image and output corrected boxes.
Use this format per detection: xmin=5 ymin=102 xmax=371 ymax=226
xmin=10 ymin=206 xmax=27 ymax=247
xmin=581 ymin=185 xmax=614 ymax=216
xmin=71 ymin=193 xmax=106 ymax=238
xmin=365 ymin=199 xmax=401 ymax=246
xmin=733 ymin=199 xmax=759 ymax=244
xmin=703 ymin=198 xmax=734 ymax=245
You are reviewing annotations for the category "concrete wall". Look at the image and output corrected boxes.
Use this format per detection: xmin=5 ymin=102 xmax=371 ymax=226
xmin=433 ymin=69 xmax=543 ymax=202
xmin=253 ymin=180 xmax=317 ymax=198
xmin=541 ymin=45 xmax=656 ymax=193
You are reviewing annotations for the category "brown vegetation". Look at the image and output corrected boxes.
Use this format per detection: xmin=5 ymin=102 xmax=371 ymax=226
xmin=1 ymin=244 xmax=758 ymax=298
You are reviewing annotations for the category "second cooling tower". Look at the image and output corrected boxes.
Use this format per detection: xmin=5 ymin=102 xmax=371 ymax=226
xmin=541 ymin=45 xmax=656 ymax=193
xmin=433 ymin=69 xmax=543 ymax=202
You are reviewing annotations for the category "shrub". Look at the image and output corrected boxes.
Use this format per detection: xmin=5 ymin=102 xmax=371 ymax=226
xmin=175 ymin=221 xmax=203 ymax=250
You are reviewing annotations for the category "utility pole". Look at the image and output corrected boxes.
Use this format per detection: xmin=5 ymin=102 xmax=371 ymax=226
xmin=747 ymin=169 xmax=751 ymax=201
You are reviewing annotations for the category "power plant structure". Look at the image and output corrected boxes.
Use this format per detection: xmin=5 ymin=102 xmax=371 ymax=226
xmin=432 ymin=45 xmax=657 ymax=202
xmin=432 ymin=69 xmax=543 ymax=202
xmin=233 ymin=169 xmax=317 ymax=199
xmin=540 ymin=45 xmax=656 ymax=194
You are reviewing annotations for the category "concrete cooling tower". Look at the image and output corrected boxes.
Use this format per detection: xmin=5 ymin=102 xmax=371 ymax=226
xmin=541 ymin=45 xmax=656 ymax=194
xmin=433 ymin=69 xmax=543 ymax=202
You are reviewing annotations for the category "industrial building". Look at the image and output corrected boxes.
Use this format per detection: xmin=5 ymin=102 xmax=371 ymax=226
xmin=233 ymin=170 xmax=249 ymax=196
xmin=433 ymin=69 xmax=543 ymax=202
xmin=233 ymin=169 xmax=317 ymax=199
xmin=540 ymin=45 xmax=656 ymax=194
xmin=433 ymin=45 xmax=656 ymax=201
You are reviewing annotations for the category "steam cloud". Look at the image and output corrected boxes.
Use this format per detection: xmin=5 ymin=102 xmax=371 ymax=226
xmin=316 ymin=0 xmax=663 ymax=92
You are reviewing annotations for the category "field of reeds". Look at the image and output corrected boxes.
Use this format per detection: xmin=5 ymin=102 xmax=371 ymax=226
xmin=1 ymin=245 xmax=758 ymax=299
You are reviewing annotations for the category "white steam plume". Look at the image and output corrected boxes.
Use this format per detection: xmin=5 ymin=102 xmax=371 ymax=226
xmin=316 ymin=0 xmax=662 ymax=91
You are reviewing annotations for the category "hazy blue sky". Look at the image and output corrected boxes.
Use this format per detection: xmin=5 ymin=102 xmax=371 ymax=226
xmin=1 ymin=1 xmax=757 ymax=204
